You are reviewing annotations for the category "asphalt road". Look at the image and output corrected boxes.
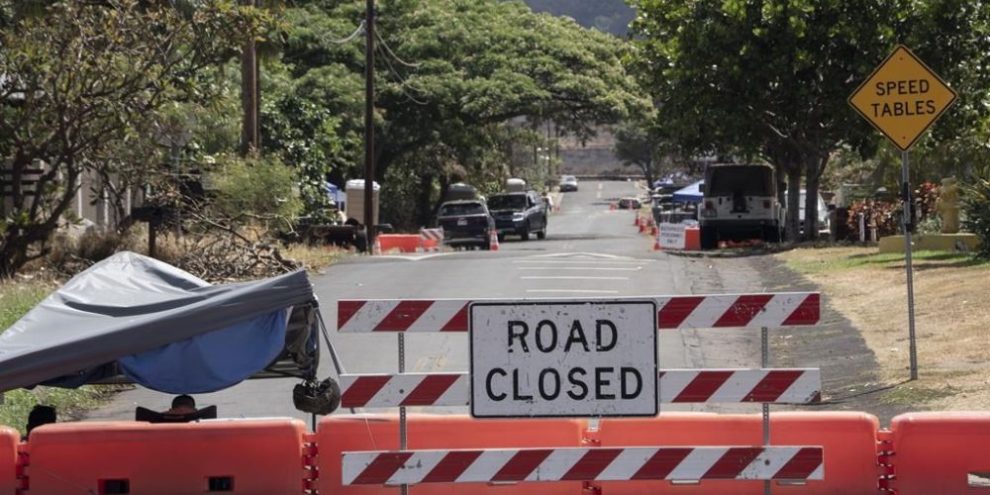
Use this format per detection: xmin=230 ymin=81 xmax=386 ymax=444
xmin=89 ymin=180 xmax=778 ymax=422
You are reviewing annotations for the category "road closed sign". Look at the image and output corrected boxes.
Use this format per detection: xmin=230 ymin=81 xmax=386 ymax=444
xmin=469 ymin=300 xmax=658 ymax=418
xmin=849 ymin=45 xmax=957 ymax=151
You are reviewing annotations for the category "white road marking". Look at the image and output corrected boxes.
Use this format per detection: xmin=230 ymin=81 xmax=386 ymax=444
xmin=520 ymin=276 xmax=630 ymax=280
xmin=517 ymin=266 xmax=642 ymax=271
xmin=525 ymin=289 xmax=620 ymax=294
xmin=513 ymin=260 xmax=645 ymax=265
xmin=523 ymin=252 xmax=638 ymax=260
xmin=376 ymin=253 xmax=454 ymax=261
xmin=596 ymin=190 xmax=602 ymax=199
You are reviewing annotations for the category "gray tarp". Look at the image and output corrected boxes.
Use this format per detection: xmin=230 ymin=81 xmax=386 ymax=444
xmin=0 ymin=251 xmax=314 ymax=393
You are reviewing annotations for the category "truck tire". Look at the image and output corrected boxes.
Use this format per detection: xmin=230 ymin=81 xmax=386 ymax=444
xmin=520 ymin=224 xmax=530 ymax=241
xmin=537 ymin=226 xmax=546 ymax=240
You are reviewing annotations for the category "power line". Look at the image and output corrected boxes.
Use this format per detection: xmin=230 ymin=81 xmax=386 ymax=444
xmin=375 ymin=30 xmax=421 ymax=68
xmin=326 ymin=20 xmax=365 ymax=45
xmin=376 ymin=44 xmax=428 ymax=105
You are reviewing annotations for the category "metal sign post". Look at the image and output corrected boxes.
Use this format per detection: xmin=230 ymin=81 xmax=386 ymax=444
xmin=902 ymin=151 xmax=918 ymax=380
xmin=398 ymin=333 xmax=407 ymax=495
xmin=848 ymin=44 xmax=958 ymax=381
xmin=762 ymin=326 xmax=771 ymax=495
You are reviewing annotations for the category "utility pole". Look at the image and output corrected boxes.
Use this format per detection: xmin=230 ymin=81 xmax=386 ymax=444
xmin=240 ymin=0 xmax=259 ymax=155
xmin=363 ymin=0 xmax=376 ymax=252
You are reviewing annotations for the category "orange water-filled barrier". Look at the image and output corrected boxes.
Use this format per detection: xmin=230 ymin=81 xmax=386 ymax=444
xmin=891 ymin=412 xmax=990 ymax=495
xmin=593 ymin=412 xmax=879 ymax=495
xmin=376 ymin=234 xmax=422 ymax=253
xmin=683 ymin=226 xmax=701 ymax=250
xmin=316 ymin=414 xmax=586 ymax=495
xmin=1 ymin=426 xmax=18 ymax=495
xmin=25 ymin=419 xmax=308 ymax=495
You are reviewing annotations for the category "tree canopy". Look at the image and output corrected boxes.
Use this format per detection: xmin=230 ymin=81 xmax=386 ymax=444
xmin=628 ymin=0 xmax=990 ymax=240
xmin=0 ymin=0 xmax=262 ymax=276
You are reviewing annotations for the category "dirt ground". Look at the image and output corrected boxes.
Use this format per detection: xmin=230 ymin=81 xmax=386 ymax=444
xmin=775 ymin=246 xmax=990 ymax=412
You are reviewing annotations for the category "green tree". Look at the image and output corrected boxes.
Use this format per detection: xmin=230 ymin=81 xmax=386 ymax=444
xmin=270 ymin=0 xmax=649 ymax=227
xmin=628 ymin=0 xmax=990 ymax=240
xmin=0 ymin=0 xmax=263 ymax=277
xmin=614 ymin=119 xmax=661 ymax=186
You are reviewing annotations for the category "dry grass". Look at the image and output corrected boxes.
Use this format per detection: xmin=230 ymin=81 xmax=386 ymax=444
xmin=777 ymin=246 xmax=990 ymax=409
xmin=280 ymin=243 xmax=350 ymax=273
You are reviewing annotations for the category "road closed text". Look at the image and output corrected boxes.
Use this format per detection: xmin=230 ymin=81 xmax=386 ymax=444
xmin=470 ymin=301 xmax=657 ymax=418
xmin=484 ymin=319 xmax=644 ymax=402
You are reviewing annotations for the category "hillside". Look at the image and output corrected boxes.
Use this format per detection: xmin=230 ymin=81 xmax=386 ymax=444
xmin=523 ymin=0 xmax=634 ymax=35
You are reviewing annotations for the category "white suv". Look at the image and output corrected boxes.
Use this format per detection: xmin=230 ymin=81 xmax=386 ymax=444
xmin=699 ymin=164 xmax=784 ymax=248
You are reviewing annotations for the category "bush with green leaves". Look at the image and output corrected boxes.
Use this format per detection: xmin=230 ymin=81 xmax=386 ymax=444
xmin=962 ymin=177 xmax=990 ymax=258
xmin=208 ymin=154 xmax=303 ymax=230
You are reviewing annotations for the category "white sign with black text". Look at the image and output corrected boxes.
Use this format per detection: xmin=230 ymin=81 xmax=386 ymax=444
xmin=469 ymin=300 xmax=658 ymax=418
xmin=658 ymin=223 xmax=687 ymax=250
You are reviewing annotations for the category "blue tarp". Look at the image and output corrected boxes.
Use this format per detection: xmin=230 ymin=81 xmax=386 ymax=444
xmin=119 ymin=308 xmax=289 ymax=394
xmin=673 ymin=180 xmax=704 ymax=203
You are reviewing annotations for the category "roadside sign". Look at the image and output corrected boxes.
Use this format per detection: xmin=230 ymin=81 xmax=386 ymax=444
xmin=658 ymin=223 xmax=686 ymax=249
xmin=469 ymin=300 xmax=658 ymax=418
xmin=849 ymin=45 xmax=957 ymax=151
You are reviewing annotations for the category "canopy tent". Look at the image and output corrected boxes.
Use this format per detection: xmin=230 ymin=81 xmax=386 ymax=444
xmin=673 ymin=180 xmax=704 ymax=203
xmin=0 ymin=252 xmax=319 ymax=394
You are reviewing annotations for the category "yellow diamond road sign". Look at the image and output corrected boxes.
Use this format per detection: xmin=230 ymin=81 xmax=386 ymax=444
xmin=849 ymin=45 xmax=958 ymax=151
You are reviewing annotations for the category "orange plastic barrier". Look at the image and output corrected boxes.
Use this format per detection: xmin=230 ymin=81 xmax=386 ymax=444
xmin=26 ymin=418 xmax=308 ymax=495
xmin=316 ymin=414 xmax=586 ymax=495
xmin=421 ymin=238 xmax=440 ymax=251
xmin=0 ymin=427 xmax=18 ymax=495
xmin=891 ymin=412 xmax=990 ymax=494
xmin=684 ymin=227 xmax=701 ymax=250
xmin=594 ymin=412 xmax=879 ymax=495
xmin=377 ymin=234 xmax=421 ymax=253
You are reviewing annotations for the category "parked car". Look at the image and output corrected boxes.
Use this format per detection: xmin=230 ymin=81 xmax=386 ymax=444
xmin=488 ymin=191 xmax=548 ymax=241
xmin=436 ymin=200 xmax=495 ymax=250
xmin=699 ymin=163 xmax=784 ymax=249
xmin=559 ymin=175 xmax=579 ymax=192
xmin=617 ymin=197 xmax=641 ymax=210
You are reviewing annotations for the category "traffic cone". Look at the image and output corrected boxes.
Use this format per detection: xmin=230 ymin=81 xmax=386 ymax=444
xmin=634 ymin=215 xmax=640 ymax=226
xmin=488 ymin=230 xmax=500 ymax=251
xmin=653 ymin=229 xmax=662 ymax=251
xmin=610 ymin=203 xmax=616 ymax=210
xmin=372 ymin=236 xmax=382 ymax=255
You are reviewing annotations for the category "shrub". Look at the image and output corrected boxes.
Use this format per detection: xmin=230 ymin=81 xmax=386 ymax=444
xmin=962 ymin=177 xmax=990 ymax=258
xmin=846 ymin=199 xmax=900 ymax=240
xmin=208 ymin=154 xmax=303 ymax=230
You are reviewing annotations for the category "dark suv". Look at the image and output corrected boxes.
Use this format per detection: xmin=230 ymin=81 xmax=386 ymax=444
xmin=436 ymin=200 xmax=495 ymax=249
xmin=487 ymin=191 xmax=548 ymax=241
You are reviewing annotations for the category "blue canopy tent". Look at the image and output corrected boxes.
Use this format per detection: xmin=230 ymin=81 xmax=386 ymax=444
xmin=673 ymin=180 xmax=704 ymax=203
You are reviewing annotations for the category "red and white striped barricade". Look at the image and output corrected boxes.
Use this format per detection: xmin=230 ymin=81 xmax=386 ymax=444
xmin=419 ymin=228 xmax=444 ymax=252
xmin=343 ymin=445 xmax=823 ymax=485
xmin=335 ymin=292 xmax=824 ymax=488
xmin=337 ymin=293 xmax=820 ymax=333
